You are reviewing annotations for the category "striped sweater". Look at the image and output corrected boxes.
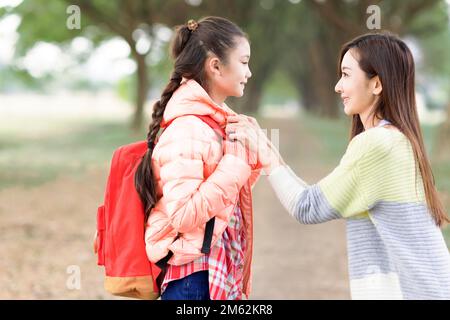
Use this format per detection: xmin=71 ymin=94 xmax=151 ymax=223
xmin=268 ymin=126 xmax=450 ymax=299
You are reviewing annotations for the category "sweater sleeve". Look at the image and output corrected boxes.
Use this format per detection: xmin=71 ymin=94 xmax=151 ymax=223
xmin=268 ymin=129 xmax=394 ymax=224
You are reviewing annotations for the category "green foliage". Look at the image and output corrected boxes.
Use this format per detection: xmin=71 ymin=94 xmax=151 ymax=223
xmin=115 ymin=41 xmax=173 ymax=104
xmin=14 ymin=0 xmax=81 ymax=56
xmin=10 ymin=0 xmax=118 ymax=57
xmin=4 ymin=0 xmax=450 ymax=117
xmin=116 ymin=75 xmax=136 ymax=104
xmin=406 ymin=0 xmax=450 ymax=78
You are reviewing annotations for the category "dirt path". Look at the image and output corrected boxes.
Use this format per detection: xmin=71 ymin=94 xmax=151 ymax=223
xmin=0 ymin=119 xmax=350 ymax=299
xmin=250 ymin=119 xmax=349 ymax=299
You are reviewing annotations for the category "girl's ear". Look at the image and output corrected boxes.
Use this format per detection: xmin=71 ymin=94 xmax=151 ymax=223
xmin=205 ymin=55 xmax=222 ymax=78
xmin=372 ymin=75 xmax=382 ymax=96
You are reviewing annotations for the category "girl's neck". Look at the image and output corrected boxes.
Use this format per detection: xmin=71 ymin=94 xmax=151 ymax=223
xmin=206 ymin=87 xmax=226 ymax=106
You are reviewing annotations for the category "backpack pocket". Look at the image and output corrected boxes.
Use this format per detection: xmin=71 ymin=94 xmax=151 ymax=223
xmin=96 ymin=205 xmax=106 ymax=266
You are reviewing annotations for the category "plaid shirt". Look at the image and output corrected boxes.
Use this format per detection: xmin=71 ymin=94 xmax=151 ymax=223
xmin=161 ymin=202 xmax=246 ymax=300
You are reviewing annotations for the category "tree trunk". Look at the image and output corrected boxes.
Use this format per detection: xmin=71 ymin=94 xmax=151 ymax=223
xmin=295 ymin=77 xmax=315 ymax=113
xmin=314 ymin=77 xmax=339 ymax=118
xmin=307 ymin=40 xmax=340 ymax=118
xmin=131 ymin=52 xmax=149 ymax=132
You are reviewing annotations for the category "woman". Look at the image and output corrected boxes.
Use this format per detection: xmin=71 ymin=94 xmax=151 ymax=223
xmin=227 ymin=32 xmax=450 ymax=299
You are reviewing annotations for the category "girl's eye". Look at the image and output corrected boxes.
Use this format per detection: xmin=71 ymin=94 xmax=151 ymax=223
xmin=342 ymin=72 xmax=349 ymax=78
xmin=242 ymin=61 xmax=248 ymax=65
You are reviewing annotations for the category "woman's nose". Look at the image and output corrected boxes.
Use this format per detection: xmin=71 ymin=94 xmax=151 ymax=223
xmin=335 ymin=79 xmax=342 ymax=94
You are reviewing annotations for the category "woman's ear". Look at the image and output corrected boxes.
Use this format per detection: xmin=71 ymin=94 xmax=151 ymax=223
xmin=372 ymin=75 xmax=382 ymax=96
xmin=205 ymin=55 xmax=222 ymax=78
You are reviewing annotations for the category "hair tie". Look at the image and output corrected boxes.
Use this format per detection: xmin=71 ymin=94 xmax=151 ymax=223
xmin=187 ymin=19 xmax=198 ymax=32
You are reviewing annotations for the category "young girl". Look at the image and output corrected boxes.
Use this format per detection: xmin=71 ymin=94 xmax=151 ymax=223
xmin=227 ymin=32 xmax=450 ymax=299
xmin=135 ymin=16 xmax=260 ymax=300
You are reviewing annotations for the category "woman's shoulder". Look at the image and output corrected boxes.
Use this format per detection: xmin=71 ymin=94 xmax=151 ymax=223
xmin=344 ymin=127 xmax=398 ymax=163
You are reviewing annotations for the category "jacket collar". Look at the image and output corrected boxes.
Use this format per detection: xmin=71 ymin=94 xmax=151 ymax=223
xmin=161 ymin=79 xmax=237 ymax=128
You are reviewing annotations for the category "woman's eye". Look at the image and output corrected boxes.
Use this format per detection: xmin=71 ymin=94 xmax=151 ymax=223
xmin=342 ymin=72 xmax=348 ymax=78
xmin=242 ymin=61 xmax=248 ymax=65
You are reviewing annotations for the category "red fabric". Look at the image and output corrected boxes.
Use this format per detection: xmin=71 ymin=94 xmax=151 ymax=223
xmin=97 ymin=141 xmax=160 ymax=292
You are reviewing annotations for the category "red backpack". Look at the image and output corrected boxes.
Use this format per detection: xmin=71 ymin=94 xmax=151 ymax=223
xmin=94 ymin=115 xmax=226 ymax=299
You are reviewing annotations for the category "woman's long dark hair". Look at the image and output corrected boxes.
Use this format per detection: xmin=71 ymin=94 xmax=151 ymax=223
xmin=338 ymin=32 xmax=449 ymax=227
xmin=135 ymin=16 xmax=246 ymax=221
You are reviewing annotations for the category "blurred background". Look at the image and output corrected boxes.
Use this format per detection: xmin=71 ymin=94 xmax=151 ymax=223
xmin=0 ymin=0 xmax=449 ymax=299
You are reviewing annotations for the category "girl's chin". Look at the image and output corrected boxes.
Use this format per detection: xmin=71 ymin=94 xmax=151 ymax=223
xmin=232 ymin=89 xmax=244 ymax=98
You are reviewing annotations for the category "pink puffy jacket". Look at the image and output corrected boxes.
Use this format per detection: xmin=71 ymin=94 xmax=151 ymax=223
xmin=145 ymin=79 xmax=261 ymax=297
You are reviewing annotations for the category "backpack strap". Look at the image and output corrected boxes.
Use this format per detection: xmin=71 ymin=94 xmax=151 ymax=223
xmin=194 ymin=115 xmax=224 ymax=254
xmin=155 ymin=251 xmax=173 ymax=270
xmin=161 ymin=114 xmax=226 ymax=139
xmin=155 ymin=114 xmax=225 ymax=269
xmin=201 ymin=217 xmax=215 ymax=254
xmin=195 ymin=114 xmax=226 ymax=139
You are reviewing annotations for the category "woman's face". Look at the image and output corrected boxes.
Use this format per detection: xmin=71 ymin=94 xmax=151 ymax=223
xmin=334 ymin=50 xmax=380 ymax=119
xmin=207 ymin=36 xmax=252 ymax=100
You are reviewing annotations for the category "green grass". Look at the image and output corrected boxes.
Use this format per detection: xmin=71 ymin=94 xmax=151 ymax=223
xmin=0 ymin=118 xmax=144 ymax=189
xmin=434 ymin=162 xmax=450 ymax=195
xmin=420 ymin=124 xmax=450 ymax=247
xmin=300 ymin=113 xmax=350 ymax=165
xmin=434 ymin=161 xmax=450 ymax=248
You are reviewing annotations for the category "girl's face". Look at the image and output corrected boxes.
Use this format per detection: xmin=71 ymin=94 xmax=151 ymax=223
xmin=334 ymin=50 xmax=381 ymax=120
xmin=206 ymin=37 xmax=252 ymax=101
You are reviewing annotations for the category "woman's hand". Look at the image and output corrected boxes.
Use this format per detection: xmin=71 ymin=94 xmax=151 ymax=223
xmin=226 ymin=115 xmax=284 ymax=174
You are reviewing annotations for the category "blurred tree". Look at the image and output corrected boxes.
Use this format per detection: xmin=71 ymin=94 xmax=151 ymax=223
xmin=5 ymin=0 xmax=296 ymax=118
xmin=280 ymin=1 xmax=343 ymax=117
xmin=63 ymin=0 xmax=196 ymax=130
xmin=7 ymin=0 xmax=195 ymax=131
xmin=214 ymin=1 xmax=293 ymax=114
xmin=4 ymin=0 xmax=449 ymax=123
xmin=153 ymin=0 xmax=293 ymax=114
xmin=287 ymin=0 xmax=449 ymax=117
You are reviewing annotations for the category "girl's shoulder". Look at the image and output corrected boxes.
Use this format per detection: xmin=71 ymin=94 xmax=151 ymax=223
xmin=160 ymin=115 xmax=218 ymax=141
